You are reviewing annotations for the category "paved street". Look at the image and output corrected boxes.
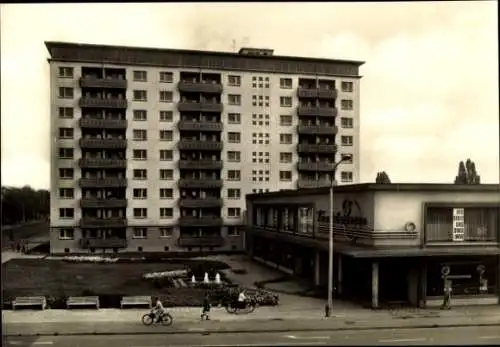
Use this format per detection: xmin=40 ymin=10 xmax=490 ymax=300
xmin=4 ymin=326 xmax=500 ymax=346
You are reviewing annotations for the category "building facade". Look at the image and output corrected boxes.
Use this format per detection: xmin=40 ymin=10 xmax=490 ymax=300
xmin=245 ymin=184 xmax=500 ymax=308
xmin=46 ymin=42 xmax=363 ymax=254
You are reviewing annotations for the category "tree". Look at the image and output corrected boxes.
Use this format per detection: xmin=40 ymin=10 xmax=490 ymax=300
xmin=1 ymin=185 xmax=50 ymax=225
xmin=375 ymin=171 xmax=391 ymax=184
xmin=454 ymin=159 xmax=480 ymax=184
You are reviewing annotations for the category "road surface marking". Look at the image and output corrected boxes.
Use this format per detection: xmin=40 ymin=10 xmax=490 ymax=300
xmin=168 ymin=343 xmax=326 ymax=347
xmin=33 ymin=342 xmax=54 ymax=345
xmin=379 ymin=338 xmax=427 ymax=343
xmin=188 ymin=327 xmax=206 ymax=331
xmin=481 ymin=336 xmax=500 ymax=339
xmin=286 ymin=335 xmax=331 ymax=340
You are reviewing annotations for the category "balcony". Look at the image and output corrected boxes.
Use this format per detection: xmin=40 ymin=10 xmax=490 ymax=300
xmin=79 ymin=178 xmax=128 ymax=188
xmin=178 ymin=179 xmax=223 ymax=189
xmin=179 ymin=198 xmax=223 ymax=208
xmin=79 ymin=158 xmax=127 ymax=169
xmin=79 ymin=97 xmax=128 ymax=109
xmin=297 ymin=162 xmax=335 ymax=172
xmin=80 ymin=198 xmax=127 ymax=209
xmin=79 ymin=76 xmax=127 ymax=89
xmin=178 ymin=216 xmax=223 ymax=227
xmin=178 ymin=121 xmax=223 ymax=132
xmin=297 ymin=88 xmax=337 ymax=100
xmin=297 ymin=88 xmax=319 ymax=98
xmin=297 ymin=125 xmax=338 ymax=135
xmin=79 ymin=118 xmax=127 ymax=129
xmin=178 ymin=160 xmax=223 ymax=170
xmin=79 ymin=217 xmax=127 ymax=228
xmin=297 ymin=106 xmax=337 ymax=117
xmin=297 ymin=143 xmax=337 ymax=153
xmin=79 ymin=138 xmax=127 ymax=149
xmin=178 ymin=101 xmax=223 ymax=113
xmin=178 ymin=236 xmax=225 ymax=247
xmin=178 ymin=81 xmax=223 ymax=94
xmin=177 ymin=140 xmax=223 ymax=151
xmin=317 ymin=88 xmax=337 ymax=100
xmin=297 ymin=179 xmax=330 ymax=189
xmin=79 ymin=238 xmax=128 ymax=249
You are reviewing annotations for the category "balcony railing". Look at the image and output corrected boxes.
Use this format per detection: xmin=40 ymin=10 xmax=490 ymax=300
xmin=79 ymin=178 xmax=128 ymax=188
xmin=178 ymin=101 xmax=223 ymax=113
xmin=79 ymin=118 xmax=127 ymax=129
xmin=79 ymin=238 xmax=128 ymax=249
xmin=178 ymin=121 xmax=223 ymax=132
xmin=178 ymin=81 xmax=223 ymax=94
xmin=79 ymin=97 xmax=128 ymax=109
xmin=297 ymin=162 xmax=335 ymax=172
xmin=79 ymin=158 xmax=127 ymax=169
xmin=297 ymin=106 xmax=337 ymax=117
xmin=178 ymin=216 xmax=223 ymax=227
xmin=178 ymin=160 xmax=223 ymax=170
xmin=297 ymin=179 xmax=330 ymax=189
xmin=297 ymin=88 xmax=319 ymax=98
xmin=317 ymin=89 xmax=337 ymax=100
xmin=179 ymin=198 xmax=223 ymax=208
xmin=297 ymin=143 xmax=337 ymax=153
xmin=177 ymin=140 xmax=223 ymax=151
xmin=297 ymin=125 xmax=338 ymax=135
xmin=79 ymin=217 xmax=127 ymax=228
xmin=80 ymin=198 xmax=127 ymax=209
xmin=79 ymin=138 xmax=127 ymax=149
xmin=178 ymin=179 xmax=223 ymax=189
xmin=79 ymin=76 xmax=127 ymax=89
xmin=177 ymin=236 xmax=225 ymax=247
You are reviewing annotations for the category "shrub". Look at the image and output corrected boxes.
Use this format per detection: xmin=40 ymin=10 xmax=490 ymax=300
xmin=232 ymin=269 xmax=248 ymax=275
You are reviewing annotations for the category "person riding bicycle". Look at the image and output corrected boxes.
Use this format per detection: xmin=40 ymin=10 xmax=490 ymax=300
xmin=237 ymin=289 xmax=247 ymax=309
xmin=151 ymin=297 xmax=166 ymax=322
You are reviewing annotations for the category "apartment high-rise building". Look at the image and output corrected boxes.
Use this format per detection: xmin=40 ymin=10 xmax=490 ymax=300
xmin=46 ymin=42 xmax=364 ymax=255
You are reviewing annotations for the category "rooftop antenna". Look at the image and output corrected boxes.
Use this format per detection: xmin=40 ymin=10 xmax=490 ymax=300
xmin=231 ymin=37 xmax=251 ymax=52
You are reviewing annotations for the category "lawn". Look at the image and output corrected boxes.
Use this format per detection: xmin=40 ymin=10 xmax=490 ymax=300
xmin=1 ymin=221 xmax=49 ymax=251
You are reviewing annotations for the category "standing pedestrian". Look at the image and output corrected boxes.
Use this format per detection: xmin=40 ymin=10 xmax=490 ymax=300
xmin=441 ymin=278 xmax=452 ymax=310
xmin=201 ymin=292 xmax=211 ymax=321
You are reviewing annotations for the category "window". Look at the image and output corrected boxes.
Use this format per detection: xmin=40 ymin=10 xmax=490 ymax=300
xmin=227 ymin=151 xmax=241 ymax=162
xmin=160 ymin=150 xmax=173 ymax=161
xmin=280 ymin=115 xmax=293 ymax=126
xmin=133 ymin=188 xmax=147 ymax=199
xmin=228 ymin=113 xmax=241 ymax=124
xmin=280 ymin=96 xmax=292 ymax=107
xmin=228 ymin=132 xmax=241 ymax=143
xmin=58 ymin=128 xmax=74 ymax=139
xmin=133 ymin=129 xmax=147 ymax=141
xmin=228 ymin=208 xmax=241 ymax=218
xmin=159 ymin=130 xmax=173 ymax=141
xmin=58 ymin=107 xmax=74 ymax=119
xmin=133 ymin=110 xmax=147 ymax=121
xmin=252 ymin=151 xmax=270 ymax=163
xmin=228 ymin=94 xmax=241 ymax=105
xmin=160 ymin=208 xmax=174 ymax=219
xmin=228 ymin=75 xmax=241 ymax=86
xmin=58 ymin=148 xmax=73 ymax=159
xmin=280 ymin=78 xmax=292 ymax=89
xmin=159 ymin=91 xmax=173 ymax=103
xmin=59 ymin=168 xmax=74 ymax=180
xmin=59 ymin=228 xmax=74 ymax=240
xmin=279 ymin=133 xmax=293 ymax=144
xmin=341 ymin=81 xmax=353 ymax=92
xmin=58 ymin=67 xmax=73 ymax=78
xmin=160 ymin=188 xmax=173 ymax=199
xmin=279 ymin=171 xmax=292 ymax=181
xmin=228 ymin=227 xmax=240 ymax=236
xmin=133 ymin=169 xmax=147 ymax=180
xmin=59 ymin=208 xmax=74 ymax=219
xmin=252 ymin=114 xmax=270 ymax=127
xmin=133 ymin=149 xmax=147 ymax=160
xmin=58 ymin=87 xmax=73 ymax=99
xmin=59 ymin=188 xmax=74 ymax=199
xmin=341 ymin=99 xmax=353 ymax=110
xmin=227 ymin=189 xmax=241 ymax=199
xmin=227 ymin=170 xmax=241 ymax=181
xmin=133 ymin=208 xmax=148 ymax=219
xmin=280 ymin=152 xmax=293 ymax=163
xmin=159 ymin=110 xmax=173 ymax=122
xmin=341 ymin=135 xmax=353 ymax=146
xmin=160 ymin=169 xmax=174 ymax=180
xmin=341 ymin=153 xmax=354 ymax=163
xmin=159 ymin=72 xmax=173 ymax=83
xmin=133 ymin=90 xmax=147 ymax=102
xmin=341 ymin=171 xmax=353 ymax=182
xmin=133 ymin=70 xmax=147 ymax=82
xmin=160 ymin=227 xmax=173 ymax=238
xmin=133 ymin=227 xmax=147 ymax=238
xmin=341 ymin=117 xmax=353 ymax=128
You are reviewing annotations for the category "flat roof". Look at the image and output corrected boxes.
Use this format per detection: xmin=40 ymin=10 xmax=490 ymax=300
xmin=247 ymin=183 xmax=500 ymax=201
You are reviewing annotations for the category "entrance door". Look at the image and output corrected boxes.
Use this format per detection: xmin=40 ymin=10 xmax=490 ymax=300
xmin=379 ymin=259 xmax=410 ymax=307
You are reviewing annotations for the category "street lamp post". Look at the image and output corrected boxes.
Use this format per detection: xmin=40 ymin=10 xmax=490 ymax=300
xmin=326 ymin=153 xmax=353 ymax=318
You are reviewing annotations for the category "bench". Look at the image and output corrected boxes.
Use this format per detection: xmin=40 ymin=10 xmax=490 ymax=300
xmin=66 ymin=296 xmax=100 ymax=309
xmin=120 ymin=296 xmax=152 ymax=309
xmin=12 ymin=296 xmax=47 ymax=310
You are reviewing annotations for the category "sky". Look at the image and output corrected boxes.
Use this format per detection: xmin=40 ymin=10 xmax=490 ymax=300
xmin=1 ymin=2 xmax=498 ymax=190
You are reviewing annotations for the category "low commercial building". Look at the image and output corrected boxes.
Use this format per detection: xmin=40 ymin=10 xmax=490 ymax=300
xmin=245 ymin=183 xmax=500 ymax=308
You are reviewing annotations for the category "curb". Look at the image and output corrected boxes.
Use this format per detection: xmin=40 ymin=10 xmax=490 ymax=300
xmin=5 ymin=322 xmax=500 ymax=337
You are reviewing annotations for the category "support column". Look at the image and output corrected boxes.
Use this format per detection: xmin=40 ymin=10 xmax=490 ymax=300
xmin=314 ymin=251 xmax=320 ymax=286
xmin=337 ymin=254 xmax=343 ymax=295
xmin=497 ymin=255 xmax=500 ymax=305
xmin=372 ymin=261 xmax=379 ymax=309
xmin=418 ymin=262 xmax=427 ymax=308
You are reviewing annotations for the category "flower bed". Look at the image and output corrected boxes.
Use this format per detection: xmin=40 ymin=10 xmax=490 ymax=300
xmin=63 ymin=256 xmax=119 ymax=263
